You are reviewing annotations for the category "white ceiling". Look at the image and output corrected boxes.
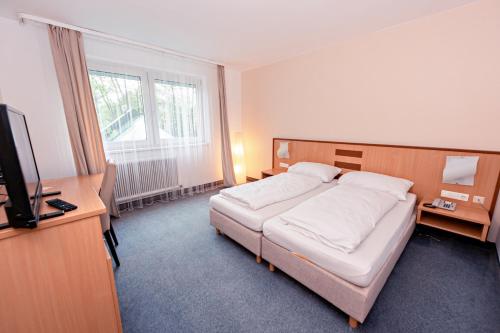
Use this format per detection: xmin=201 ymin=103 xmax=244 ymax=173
xmin=0 ymin=0 xmax=476 ymax=69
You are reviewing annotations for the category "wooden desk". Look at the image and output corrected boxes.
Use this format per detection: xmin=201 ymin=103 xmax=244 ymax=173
xmin=416 ymin=198 xmax=491 ymax=241
xmin=0 ymin=174 xmax=122 ymax=333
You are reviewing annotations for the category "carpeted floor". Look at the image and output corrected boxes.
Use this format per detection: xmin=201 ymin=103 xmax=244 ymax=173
xmin=111 ymin=190 xmax=500 ymax=333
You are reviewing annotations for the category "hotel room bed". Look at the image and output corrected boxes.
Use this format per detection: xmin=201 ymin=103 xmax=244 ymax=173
xmin=263 ymin=193 xmax=416 ymax=287
xmin=261 ymin=191 xmax=417 ymax=327
xmin=210 ymin=181 xmax=337 ymax=232
xmin=209 ymin=180 xmax=337 ymax=261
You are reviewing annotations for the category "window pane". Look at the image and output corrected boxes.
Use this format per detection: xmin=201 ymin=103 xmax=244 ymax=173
xmin=154 ymin=80 xmax=200 ymax=141
xmin=89 ymin=70 xmax=147 ymax=143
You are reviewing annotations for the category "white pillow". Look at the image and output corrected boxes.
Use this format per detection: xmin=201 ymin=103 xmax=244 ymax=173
xmin=338 ymin=171 xmax=414 ymax=200
xmin=287 ymin=162 xmax=341 ymax=183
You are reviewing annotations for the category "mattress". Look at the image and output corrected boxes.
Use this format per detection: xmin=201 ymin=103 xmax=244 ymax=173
xmin=263 ymin=193 xmax=417 ymax=287
xmin=209 ymin=181 xmax=337 ymax=232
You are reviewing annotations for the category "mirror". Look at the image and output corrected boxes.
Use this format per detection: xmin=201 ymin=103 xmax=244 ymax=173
xmin=277 ymin=141 xmax=289 ymax=159
xmin=442 ymin=156 xmax=479 ymax=186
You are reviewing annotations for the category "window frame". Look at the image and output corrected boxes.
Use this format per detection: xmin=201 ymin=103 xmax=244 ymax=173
xmin=87 ymin=60 xmax=208 ymax=152
xmin=150 ymin=73 xmax=207 ymax=146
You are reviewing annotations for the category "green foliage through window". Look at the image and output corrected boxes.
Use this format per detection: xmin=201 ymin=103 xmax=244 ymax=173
xmin=89 ymin=70 xmax=146 ymax=142
xmin=154 ymin=80 xmax=199 ymax=139
xmin=88 ymin=66 xmax=205 ymax=148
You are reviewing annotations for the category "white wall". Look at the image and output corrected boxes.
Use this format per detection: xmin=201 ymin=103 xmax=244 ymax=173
xmin=0 ymin=17 xmax=76 ymax=179
xmin=241 ymin=0 xmax=500 ymax=247
xmin=0 ymin=17 xmax=243 ymax=184
xmin=242 ymin=0 xmax=500 ymax=179
xmin=492 ymin=195 xmax=500 ymax=259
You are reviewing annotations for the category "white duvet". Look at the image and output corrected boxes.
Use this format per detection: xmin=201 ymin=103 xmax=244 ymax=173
xmin=279 ymin=184 xmax=398 ymax=253
xmin=219 ymin=173 xmax=322 ymax=210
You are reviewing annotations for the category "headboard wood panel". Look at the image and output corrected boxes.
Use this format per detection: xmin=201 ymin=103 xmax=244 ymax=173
xmin=273 ymin=138 xmax=500 ymax=214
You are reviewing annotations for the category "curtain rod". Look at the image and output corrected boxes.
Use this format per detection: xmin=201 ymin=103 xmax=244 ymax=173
xmin=17 ymin=13 xmax=224 ymax=66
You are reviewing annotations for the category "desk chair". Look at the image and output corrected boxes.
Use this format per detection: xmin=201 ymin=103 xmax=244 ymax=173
xmin=100 ymin=162 xmax=120 ymax=267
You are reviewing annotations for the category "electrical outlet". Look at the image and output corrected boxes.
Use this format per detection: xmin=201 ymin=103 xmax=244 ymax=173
xmin=279 ymin=162 xmax=289 ymax=168
xmin=473 ymin=196 xmax=485 ymax=204
xmin=441 ymin=190 xmax=469 ymax=201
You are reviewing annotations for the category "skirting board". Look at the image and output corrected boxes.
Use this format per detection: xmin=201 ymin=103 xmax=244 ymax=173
xmin=262 ymin=216 xmax=416 ymax=323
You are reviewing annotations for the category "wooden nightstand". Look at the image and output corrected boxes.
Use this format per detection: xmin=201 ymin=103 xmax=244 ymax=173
xmin=416 ymin=199 xmax=491 ymax=241
xmin=261 ymin=168 xmax=285 ymax=179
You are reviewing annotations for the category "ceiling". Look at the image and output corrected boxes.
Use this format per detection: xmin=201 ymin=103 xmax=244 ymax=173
xmin=0 ymin=0 xmax=476 ymax=69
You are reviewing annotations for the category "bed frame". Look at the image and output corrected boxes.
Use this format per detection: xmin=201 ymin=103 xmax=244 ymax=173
xmin=263 ymin=215 xmax=416 ymax=328
xmin=210 ymin=208 xmax=263 ymax=263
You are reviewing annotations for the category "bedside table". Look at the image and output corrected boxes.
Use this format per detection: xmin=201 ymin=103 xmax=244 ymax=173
xmin=416 ymin=199 xmax=491 ymax=241
xmin=261 ymin=168 xmax=285 ymax=179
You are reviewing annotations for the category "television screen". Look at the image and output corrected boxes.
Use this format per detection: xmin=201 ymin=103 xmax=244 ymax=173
xmin=7 ymin=110 xmax=40 ymax=205
xmin=0 ymin=104 xmax=41 ymax=228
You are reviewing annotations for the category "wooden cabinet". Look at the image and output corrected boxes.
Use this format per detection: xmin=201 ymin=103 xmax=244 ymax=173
xmin=416 ymin=199 xmax=490 ymax=241
xmin=261 ymin=168 xmax=285 ymax=179
xmin=0 ymin=175 xmax=122 ymax=333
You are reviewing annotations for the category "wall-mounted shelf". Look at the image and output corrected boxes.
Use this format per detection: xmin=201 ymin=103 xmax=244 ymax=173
xmin=416 ymin=199 xmax=490 ymax=241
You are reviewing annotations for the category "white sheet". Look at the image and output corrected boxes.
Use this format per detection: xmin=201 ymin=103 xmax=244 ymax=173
xmin=263 ymin=193 xmax=416 ymax=287
xmin=280 ymin=184 xmax=398 ymax=253
xmin=210 ymin=182 xmax=337 ymax=232
xmin=219 ymin=173 xmax=322 ymax=210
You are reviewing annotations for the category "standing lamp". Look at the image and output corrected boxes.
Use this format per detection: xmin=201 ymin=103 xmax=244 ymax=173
xmin=232 ymin=132 xmax=247 ymax=184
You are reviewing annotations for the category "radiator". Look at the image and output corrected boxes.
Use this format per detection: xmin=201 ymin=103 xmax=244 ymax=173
xmin=114 ymin=158 xmax=179 ymax=203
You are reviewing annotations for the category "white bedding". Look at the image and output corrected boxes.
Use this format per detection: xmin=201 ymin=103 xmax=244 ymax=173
xmin=219 ymin=173 xmax=322 ymax=210
xmin=263 ymin=193 xmax=417 ymax=287
xmin=210 ymin=182 xmax=337 ymax=232
xmin=280 ymin=184 xmax=398 ymax=253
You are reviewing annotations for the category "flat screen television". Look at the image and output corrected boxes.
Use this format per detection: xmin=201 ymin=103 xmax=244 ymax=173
xmin=0 ymin=104 xmax=42 ymax=228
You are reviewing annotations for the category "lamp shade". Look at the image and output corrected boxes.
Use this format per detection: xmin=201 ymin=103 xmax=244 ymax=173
xmin=231 ymin=132 xmax=246 ymax=184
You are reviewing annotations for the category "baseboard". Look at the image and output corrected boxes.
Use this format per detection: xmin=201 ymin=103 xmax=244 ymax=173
xmin=246 ymin=176 xmax=259 ymax=182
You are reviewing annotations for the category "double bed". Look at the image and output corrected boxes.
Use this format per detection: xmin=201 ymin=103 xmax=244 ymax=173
xmin=209 ymin=163 xmax=417 ymax=328
xmin=208 ymin=137 xmax=500 ymax=329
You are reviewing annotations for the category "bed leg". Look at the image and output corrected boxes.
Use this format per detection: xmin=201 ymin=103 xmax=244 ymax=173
xmin=269 ymin=263 xmax=275 ymax=272
xmin=348 ymin=316 xmax=359 ymax=329
xmin=215 ymin=228 xmax=221 ymax=235
xmin=256 ymin=256 xmax=262 ymax=264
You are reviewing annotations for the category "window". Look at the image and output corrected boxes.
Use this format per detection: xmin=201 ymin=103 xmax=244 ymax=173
xmin=154 ymin=80 xmax=201 ymax=140
xmin=89 ymin=70 xmax=147 ymax=143
xmin=88 ymin=62 xmax=207 ymax=151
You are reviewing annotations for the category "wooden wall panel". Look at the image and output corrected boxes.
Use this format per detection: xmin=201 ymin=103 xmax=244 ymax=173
xmin=273 ymin=138 xmax=500 ymax=213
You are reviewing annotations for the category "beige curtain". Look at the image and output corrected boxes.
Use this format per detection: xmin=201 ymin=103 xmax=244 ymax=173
xmin=48 ymin=25 xmax=119 ymax=216
xmin=217 ymin=65 xmax=236 ymax=187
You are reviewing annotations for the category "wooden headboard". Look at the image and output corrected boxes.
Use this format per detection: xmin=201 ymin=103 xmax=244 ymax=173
xmin=272 ymin=138 xmax=500 ymax=214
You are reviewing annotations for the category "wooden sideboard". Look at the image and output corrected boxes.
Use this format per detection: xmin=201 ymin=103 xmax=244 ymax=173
xmin=0 ymin=174 xmax=123 ymax=333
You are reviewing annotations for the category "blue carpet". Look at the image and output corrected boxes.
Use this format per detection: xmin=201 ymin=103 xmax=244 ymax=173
xmin=111 ymin=190 xmax=500 ymax=333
